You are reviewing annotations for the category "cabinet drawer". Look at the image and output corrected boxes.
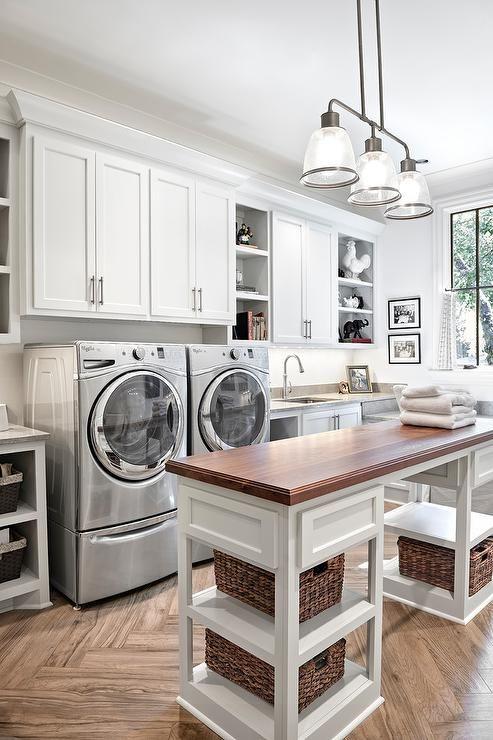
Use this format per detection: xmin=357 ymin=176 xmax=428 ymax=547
xmin=180 ymin=484 xmax=278 ymax=569
xmin=299 ymin=487 xmax=382 ymax=567
xmin=472 ymin=445 xmax=493 ymax=488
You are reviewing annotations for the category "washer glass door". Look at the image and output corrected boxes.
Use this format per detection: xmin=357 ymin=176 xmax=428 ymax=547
xmin=199 ymin=369 xmax=268 ymax=451
xmin=91 ymin=371 xmax=183 ymax=481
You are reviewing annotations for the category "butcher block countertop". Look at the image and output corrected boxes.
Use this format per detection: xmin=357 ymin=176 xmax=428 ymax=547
xmin=167 ymin=419 xmax=493 ymax=506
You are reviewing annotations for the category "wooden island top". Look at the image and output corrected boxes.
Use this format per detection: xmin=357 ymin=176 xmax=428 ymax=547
xmin=167 ymin=418 xmax=493 ymax=505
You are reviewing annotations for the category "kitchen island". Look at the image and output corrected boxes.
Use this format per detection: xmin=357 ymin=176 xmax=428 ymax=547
xmin=167 ymin=419 xmax=493 ymax=740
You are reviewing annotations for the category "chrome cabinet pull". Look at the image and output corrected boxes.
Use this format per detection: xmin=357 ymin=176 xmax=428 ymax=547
xmin=192 ymin=287 xmax=197 ymax=311
xmin=303 ymin=319 xmax=307 ymax=338
xmin=198 ymin=287 xmax=203 ymax=312
xmin=90 ymin=275 xmax=95 ymax=304
xmin=308 ymin=319 xmax=312 ymax=339
xmin=98 ymin=276 xmax=104 ymax=305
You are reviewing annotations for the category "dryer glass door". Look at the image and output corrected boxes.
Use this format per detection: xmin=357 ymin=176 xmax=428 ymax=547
xmin=199 ymin=369 xmax=268 ymax=451
xmin=91 ymin=371 xmax=184 ymax=481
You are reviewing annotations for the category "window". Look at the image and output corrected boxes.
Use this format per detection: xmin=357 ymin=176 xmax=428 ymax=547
xmin=451 ymin=205 xmax=493 ymax=366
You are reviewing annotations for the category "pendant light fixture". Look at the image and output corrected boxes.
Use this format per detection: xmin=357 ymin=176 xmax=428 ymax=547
xmin=300 ymin=0 xmax=433 ymax=220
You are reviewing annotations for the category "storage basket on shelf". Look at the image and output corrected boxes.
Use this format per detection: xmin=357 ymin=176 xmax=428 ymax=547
xmin=398 ymin=536 xmax=493 ymax=596
xmin=205 ymin=628 xmax=346 ymax=713
xmin=0 ymin=467 xmax=22 ymax=515
xmin=213 ymin=549 xmax=344 ymax=623
xmin=0 ymin=531 xmax=27 ymax=584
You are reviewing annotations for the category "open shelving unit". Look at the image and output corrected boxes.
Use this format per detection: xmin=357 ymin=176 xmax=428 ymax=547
xmin=337 ymin=231 xmax=374 ymax=348
xmin=0 ymin=122 xmax=19 ymax=343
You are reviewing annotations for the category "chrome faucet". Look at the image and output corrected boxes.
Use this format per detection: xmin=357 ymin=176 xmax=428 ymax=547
xmin=282 ymin=354 xmax=305 ymax=399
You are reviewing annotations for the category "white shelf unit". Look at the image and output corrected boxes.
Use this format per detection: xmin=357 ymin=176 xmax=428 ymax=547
xmin=177 ymin=480 xmax=384 ymax=739
xmin=233 ymin=202 xmax=270 ymax=343
xmin=0 ymin=431 xmax=51 ymax=614
xmin=337 ymin=232 xmax=374 ymax=346
xmin=0 ymin=124 xmax=19 ymax=343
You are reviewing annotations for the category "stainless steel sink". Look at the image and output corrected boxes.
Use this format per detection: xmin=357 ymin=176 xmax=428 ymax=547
xmin=281 ymin=396 xmax=346 ymax=404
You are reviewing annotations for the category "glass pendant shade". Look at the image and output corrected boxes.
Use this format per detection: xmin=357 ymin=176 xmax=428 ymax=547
xmin=300 ymin=112 xmax=358 ymax=188
xmin=385 ymin=166 xmax=433 ymax=219
xmin=347 ymin=138 xmax=400 ymax=206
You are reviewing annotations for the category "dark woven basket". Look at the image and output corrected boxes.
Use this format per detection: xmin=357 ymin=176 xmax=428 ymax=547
xmin=0 ymin=469 xmax=22 ymax=515
xmin=205 ymin=628 xmax=346 ymax=713
xmin=398 ymin=536 xmax=493 ymax=596
xmin=213 ymin=550 xmax=344 ymax=623
xmin=0 ymin=531 xmax=27 ymax=584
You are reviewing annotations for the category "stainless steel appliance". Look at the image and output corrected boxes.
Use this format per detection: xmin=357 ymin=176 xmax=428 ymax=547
xmin=187 ymin=345 xmax=270 ymax=454
xmin=24 ymin=341 xmax=205 ymax=606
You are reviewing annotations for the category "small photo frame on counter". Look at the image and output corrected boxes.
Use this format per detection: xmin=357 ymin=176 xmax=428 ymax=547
xmin=346 ymin=365 xmax=372 ymax=393
xmin=388 ymin=333 xmax=421 ymax=364
xmin=388 ymin=296 xmax=421 ymax=330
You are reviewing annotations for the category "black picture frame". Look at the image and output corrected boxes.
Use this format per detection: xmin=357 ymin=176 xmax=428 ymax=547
xmin=388 ymin=333 xmax=421 ymax=364
xmin=388 ymin=297 xmax=421 ymax=330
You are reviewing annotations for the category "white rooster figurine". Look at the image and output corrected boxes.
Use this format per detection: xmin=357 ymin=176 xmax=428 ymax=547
xmin=342 ymin=240 xmax=371 ymax=280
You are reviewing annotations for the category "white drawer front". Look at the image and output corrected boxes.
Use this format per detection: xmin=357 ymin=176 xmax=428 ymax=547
xmin=181 ymin=484 xmax=278 ymax=569
xmin=473 ymin=445 xmax=493 ymax=488
xmin=299 ymin=487 xmax=382 ymax=568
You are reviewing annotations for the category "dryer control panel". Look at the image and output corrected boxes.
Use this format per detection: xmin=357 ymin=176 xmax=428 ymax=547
xmin=76 ymin=341 xmax=186 ymax=375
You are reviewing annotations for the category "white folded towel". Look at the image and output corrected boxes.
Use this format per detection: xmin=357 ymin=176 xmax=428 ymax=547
xmin=400 ymin=409 xmax=477 ymax=430
xmin=400 ymin=394 xmax=475 ymax=415
xmin=401 ymin=385 xmax=444 ymax=398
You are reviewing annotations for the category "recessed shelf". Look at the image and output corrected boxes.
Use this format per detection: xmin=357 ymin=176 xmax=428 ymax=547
xmin=338 ymin=277 xmax=373 ymax=288
xmin=338 ymin=307 xmax=373 ymax=315
xmin=0 ymin=566 xmax=39 ymax=601
xmin=0 ymin=502 xmax=38 ymax=527
xmin=384 ymin=501 xmax=493 ymax=549
xmin=236 ymin=245 xmax=268 ymax=259
xmin=236 ymin=292 xmax=269 ymax=302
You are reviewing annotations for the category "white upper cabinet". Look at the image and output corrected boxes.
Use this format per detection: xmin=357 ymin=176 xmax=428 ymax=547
xmin=195 ymin=180 xmax=234 ymax=322
xmin=305 ymin=221 xmax=334 ymax=344
xmin=96 ymin=154 xmax=148 ymax=316
xmin=150 ymin=168 xmax=196 ymax=320
xmin=33 ymin=137 xmax=96 ymax=312
xmin=272 ymin=212 xmax=306 ymax=344
xmin=272 ymin=212 xmax=335 ymax=345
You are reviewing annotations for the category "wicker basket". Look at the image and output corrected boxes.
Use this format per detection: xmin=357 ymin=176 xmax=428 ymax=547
xmin=0 ymin=531 xmax=27 ymax=584
xmin=213 ymin=550 xmax=344 ymax=623
xmin=0 ymin=469 xmax=22 ymax=515
xmin=398 ymin=536 xmax=493 ymax=596
xmin=205 ymin=628 xmax=346 ymax=713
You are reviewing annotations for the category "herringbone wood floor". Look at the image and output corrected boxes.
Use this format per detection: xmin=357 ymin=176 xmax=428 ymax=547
xmin=2 ymin=527 xmax=493 ymax=739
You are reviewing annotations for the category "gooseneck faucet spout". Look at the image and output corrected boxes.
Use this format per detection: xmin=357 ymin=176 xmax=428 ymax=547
xmin=282 ymin=354 xmax=305 ymax=400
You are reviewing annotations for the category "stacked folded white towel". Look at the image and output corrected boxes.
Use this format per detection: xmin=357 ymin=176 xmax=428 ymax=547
xmin=393 ymin=384 xmax=477 ymax=429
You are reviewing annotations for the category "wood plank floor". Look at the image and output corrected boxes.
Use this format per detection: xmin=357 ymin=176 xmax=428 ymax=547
xmin=2 ymin=527 xmax=493 ymax=738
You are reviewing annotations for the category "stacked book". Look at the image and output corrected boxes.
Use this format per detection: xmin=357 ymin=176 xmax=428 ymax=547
xmin=234 ymin=311 xmax=267 ymax=341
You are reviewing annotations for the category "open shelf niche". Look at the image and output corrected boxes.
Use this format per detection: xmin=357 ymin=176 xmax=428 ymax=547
xmin=233 ymin=202 xmax=270 ymax=342
xmin=337 ymin=232 xmax=374 ymax=347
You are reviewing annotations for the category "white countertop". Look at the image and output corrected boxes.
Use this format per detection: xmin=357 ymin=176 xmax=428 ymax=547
xmin=0 ymin=424 xmax=49 ymax=445
xmin=270 ymin=392 xmax=395 ymax=414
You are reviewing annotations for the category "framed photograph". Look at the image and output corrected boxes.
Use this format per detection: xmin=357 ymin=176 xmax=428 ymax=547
xmin=346 ymin=365 xmax=372 ymax=393
xmin=388 ymin=297 xmax=421 ymax=330
xmin=388 ymin=334 xmax=421 ymax=364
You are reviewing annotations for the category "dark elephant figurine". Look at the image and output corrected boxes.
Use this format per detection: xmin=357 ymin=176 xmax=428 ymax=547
xmin=343 ymin=318 xmax=369 ymax=339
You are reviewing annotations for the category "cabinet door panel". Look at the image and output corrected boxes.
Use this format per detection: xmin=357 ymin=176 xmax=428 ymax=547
xmin=150 ymin=168 xmax=196 ymax=319
xmin=96 ymin=154 xmax=148 ymax=316
xmin=306 ymin=221 xmax=334 ymax=344
xmin=272 ymin=212 xmax=306 ymax=343
xmin=33 ymin=137 xmax=95 ymax=312
xmin=302 ymin=409 xmax=336 ymax=436
xmin=336 ymin=406 xmax=362 ymax=429
xmin=195 ymin=180 xmax=234 ymax=322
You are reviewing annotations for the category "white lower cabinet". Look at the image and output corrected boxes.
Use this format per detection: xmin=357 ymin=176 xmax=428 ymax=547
xmin=301 ymin=404 xmax=362 ymax=436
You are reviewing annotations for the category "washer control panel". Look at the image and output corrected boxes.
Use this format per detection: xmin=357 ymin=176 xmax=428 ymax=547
xmin=133 ymin=347 xmax=146 ymax=361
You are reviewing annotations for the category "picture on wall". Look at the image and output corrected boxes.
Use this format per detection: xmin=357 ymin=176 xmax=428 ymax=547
xmin=346 ymin=365 xmax=373 ymax=393
xmin=388 ymin=297 xmax=421 ymax=329
xmin=388 ymin=334 xmax=421 ymax=364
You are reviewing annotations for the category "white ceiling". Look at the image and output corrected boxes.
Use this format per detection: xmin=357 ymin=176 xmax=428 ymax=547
xmin=0 ymin=0 xmax=490 ymax=178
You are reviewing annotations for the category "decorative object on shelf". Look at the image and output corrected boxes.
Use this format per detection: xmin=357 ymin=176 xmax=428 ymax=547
xmin=388 ymin=297 xmax=421 ymax=330
xmin=338 ymin=268 xmax=345 ymax=278
xmin=346 ymin=365 xmax=372 ymax=393
xmin=236 ymin=284 xmax=259 ymax=294
xmin=235 ymin=267 xmax=243 ymax=286
xmin=236 ymin=223 xmax=253 ymax=245
xmin=342 ymin=293 xmax=363 ymax=309
xmin=0 ymin=403 xmax=8 ymax=432
xmin=0 ymin=465 xmax=22 ymax=515
xmin=388 ymin=333 xmax=421 ymax=364
xmin=0 ymin=530 xmax=27 ymax=584
xmin=341 ymin=240 xmax=371 ymax=280
xmin=343 ymin=318 xmax=369 ymax=340
xmin=300 ymin=0 xmax=432 ymax=220
xmin=339 ymin=381 xmax=350 ymax=394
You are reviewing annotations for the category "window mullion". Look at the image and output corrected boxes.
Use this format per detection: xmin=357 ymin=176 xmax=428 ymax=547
xmin=476 ymin=208 xmax=480 ymax=365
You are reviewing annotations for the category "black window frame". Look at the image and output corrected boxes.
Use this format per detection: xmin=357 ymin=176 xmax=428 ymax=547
xmin=450 ymin=205 xmax=493 ymax=366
